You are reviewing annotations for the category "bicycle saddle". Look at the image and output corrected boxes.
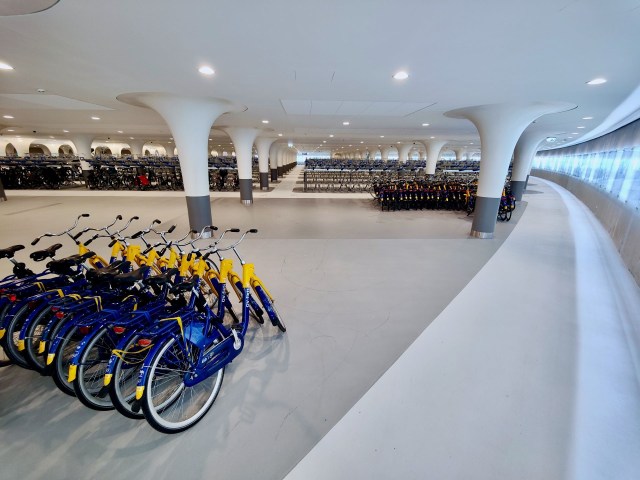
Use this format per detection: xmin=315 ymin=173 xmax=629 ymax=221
xmin=47 ymin=251 xmax=96 ymax=275
xmin=170 ymin=278 xmax=196 ymax=295
xmin=144 ymin=268 xmax=179 ymax=288
xmin=30 ymin=243 xmax=63 ymax=262
xmin=86 ymin=260 xmax=131 ymax=283
xmin=0 ymin=244 xmax=25 ymax=259
xmin=112 ymin=266 xmax=150 ymax=285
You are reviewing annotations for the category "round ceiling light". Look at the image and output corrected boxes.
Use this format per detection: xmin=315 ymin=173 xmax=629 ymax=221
xmin=3 ymin=115 xmax=14 ymax=119
xmin=262 ymin=120 xmax=269 ymax=124
xmin=582 ymin=116 xmax=593 ymax=120
xmin=422 ymin=123 xmax=430 ymax=127
xmin=0 ymin=62 xmax=14 ymax=70
xmin=393 ymin=71 xmax=409 ymax=80
xmin=198 ymin=66 xmax=215 ymax=76
xmin=91 ymin=116 xmax=100 ymax=120
xmin=586 ymin=78 xmax=607 ymax=85
xmin=342 ymin=121 xmax=350 ymax=126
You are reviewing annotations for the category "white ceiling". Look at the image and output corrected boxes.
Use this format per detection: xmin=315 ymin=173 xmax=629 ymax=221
xmin=1 ymin=0 xmax=640 ymax=152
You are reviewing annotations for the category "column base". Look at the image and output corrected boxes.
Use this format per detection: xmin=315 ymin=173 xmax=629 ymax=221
xmin=259 ymin=172 xmax=269 ymax=190
xmin=271 ymin=169 xmax=278 ymax=181
xmin=470 ymin=196 xmax=500 ymax=239
xmin=470 ymin=230 xmax=494 ymax=239
xmin=277 ymin=166 xmax=283 ymax=177
xmin=239 ymin=178 xmax=253 ymax=204
xmin=185 ymin=195 xmax=213 ymax=234
xmin=511 ymin=180 xmax=526 ymax=201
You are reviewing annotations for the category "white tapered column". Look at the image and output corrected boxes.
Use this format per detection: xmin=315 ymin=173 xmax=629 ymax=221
xmin=445 ymin=101 xmax=574 ymax=238
xmin=224 ymin=127 xmax=260 ymax=204
xmin=270 ymin=143 xmax=281 ymax=181
xmin=512 ymin=131 xmax=548 ymax=201
xmin=381 ymin=146 xmax=391 ymax=162
xmin=422 ymin=140 xmax=447 ymax=175
xmin=256 ymin=137 xmax=276 ymax=190
xmin=453 ymin=148 xmax=465 ymax=162
xmin=397 ymin=143 xmax=413 ymax=163
xmin=70 ymin=134 xmax=95 ymax=185
xmin=117 ymin=93 xmax=236 ymax=233
xmin=129 ymin=140 xmax=145 ymax=158
xmin=164 ymin=143 xmax=175 ymax=157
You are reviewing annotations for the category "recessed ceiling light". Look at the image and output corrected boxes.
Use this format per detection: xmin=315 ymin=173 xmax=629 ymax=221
xmin=7 ymin=129 xmax=14 ymax=132
xmin=130 ymin=137 xmax=135 ymax=140
xmin=322 ymin=140 xmax=326 ymax=143
xmin=262 ymin=120 xmax=269 ymax=124
xmin=571 ymin=132 xmax=579 ymax=135
xmin=36 ymin=88 xmax=46 ymax=93
xmin=329 ymin=134 xmax=334 ymax=138
xmin=342 ymin=121 xmax=350 ymax=126
xmin=63 ymin=129 xmax=69 ymax=133
xmin=422 ymin=123 xmax=430 ymax=127
xmin=396 ymin=142 xmax=401 ymax=144
xmin=577 ymin=126 xmax=586 ymax=129
xmin=0 ymin=62 xmax=14 ymax=70
xmin=49 ymin=136 xmax=54 ymax=139
xmin=393 ymin=71 xmax=409 ymax=80
xmin=430 ymin=136 xmax=435 ymax=139
xmin=582 ymin=116 xmax=593 ymax=120
xmin=380 ymin=135 xmax=384 ymax=138
xmin=208 ymin=138 xmax=212 ymax=141
xmin=360 ymin=141 xmax=364 ymax=144
xmin=378 ymin=145 xmax=381 ymax=147
xmin=545 ymin=137 xmax=557 ymax=143
xmin=198 ymin=66 xmax=215 ymax=76
xmin=278 ymin=133 xmax=283 ymax=137
xmin=349 ymin=145 xmax=353 ymax=147
xmin=469 ymin=142 xmax=474 ymax=145
xmin=91 ymin=116 xmax=100 ymax=120
xmin=587 ymin=77 xmax=607 ymax=85
xmin=3 ymin=115 xmax=14 ymax=119
xmin=117 ymin=130 xmax=123 ymax=133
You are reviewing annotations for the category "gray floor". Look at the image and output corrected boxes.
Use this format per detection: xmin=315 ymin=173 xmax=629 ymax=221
xmin=0 ymin=193 xmax=520 ymax=480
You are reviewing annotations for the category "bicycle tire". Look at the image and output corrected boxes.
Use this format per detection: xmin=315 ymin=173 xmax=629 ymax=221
xmin=23 ymin=307 xmax=54 ymax=373
xmin=109 ymin=333 xmax=146 ymax=419
xmin=141 ymin=336 xmax=224 ymax=434
xmin=73 ymin=327 xmax=116 ymax=411
xmin=51 ymin=325 xmax=81 ymax=396
xmin=1 ymin=302 xmax=34 ymax=369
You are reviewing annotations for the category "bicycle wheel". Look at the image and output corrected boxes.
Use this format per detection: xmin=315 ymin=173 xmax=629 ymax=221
xmin=109 ymin=333 xmax=146 ymax=419
xmin=73 ymin=327 xmax=116 ymax=411
xmin=1 ymin=302 xmax=34 ymax=369
xmin=23 ymin=307 xmax=54 ymax=372
xmin=141 ymin=336 xmax=224 ymax=434
xmin=51 ymin=325 xmax=82 ymax=396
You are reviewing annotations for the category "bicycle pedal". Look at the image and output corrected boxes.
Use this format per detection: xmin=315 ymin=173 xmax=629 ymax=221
xmin=96 ymin=386 xmax=110 ymax=399
xmin=131 ymin=400 xmax=141 ymax=413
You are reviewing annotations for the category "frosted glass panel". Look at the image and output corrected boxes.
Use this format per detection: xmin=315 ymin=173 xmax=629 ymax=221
xmin=533 ymin=119 xmax=640 ymax=210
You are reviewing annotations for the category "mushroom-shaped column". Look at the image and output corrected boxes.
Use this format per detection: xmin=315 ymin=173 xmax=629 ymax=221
xmin=117 ymin=93 xmax=237 ymax=233
xmin=256 ymin=137 xmax=277 ymax=190
xmin=445 ymin=101 xmax=574 ymax=238
xmin=453 ymin=147 xmax=466 ymax=162
xmin=380 ymin=146 xmax=392 ymax=162
xmin=512 ymin=131 xmax=548 ymax=201
xmin=277 ymin=147 xmax=285 ymax=177
xmin=269 ymin=143 xmax=281 ymax=181
xmin=421 ymin=140 xmax=448 ymax=175
xmin=69 ymin=134 xmax=95 ymax=179
xmin=397 ymin=143 xmax=413 ymax=163
xmin=224 ymin=127 xmax=260 ymax=204
xmin=129 ymin=140 xmax=145 ymax=158
xmin=164 ymin=143 xmax=175 ymax=157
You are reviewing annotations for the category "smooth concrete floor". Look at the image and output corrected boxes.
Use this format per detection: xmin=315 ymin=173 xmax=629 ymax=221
xmin=0 ymin=184 xmax=520 ymax=480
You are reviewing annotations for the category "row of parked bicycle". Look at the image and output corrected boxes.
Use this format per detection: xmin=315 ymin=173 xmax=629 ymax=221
xmin=374 ymin=179 xmax=476 ymax=212
xmin=304 ymin=159 xmax=427 ymax=171
xmin=0 ymin=158 xmax=83 ymax=189
xmin=373 ymin=178 xmax=516 ymax=221
xmin=0 ymin=214 xmax=286 ymax=433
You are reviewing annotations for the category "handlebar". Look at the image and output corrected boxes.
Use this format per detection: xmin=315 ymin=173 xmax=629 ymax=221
xmin=31 ymin=213 xmax=90 ymax=245
xmin=71 ymin=214 xmax=123 ymax=243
